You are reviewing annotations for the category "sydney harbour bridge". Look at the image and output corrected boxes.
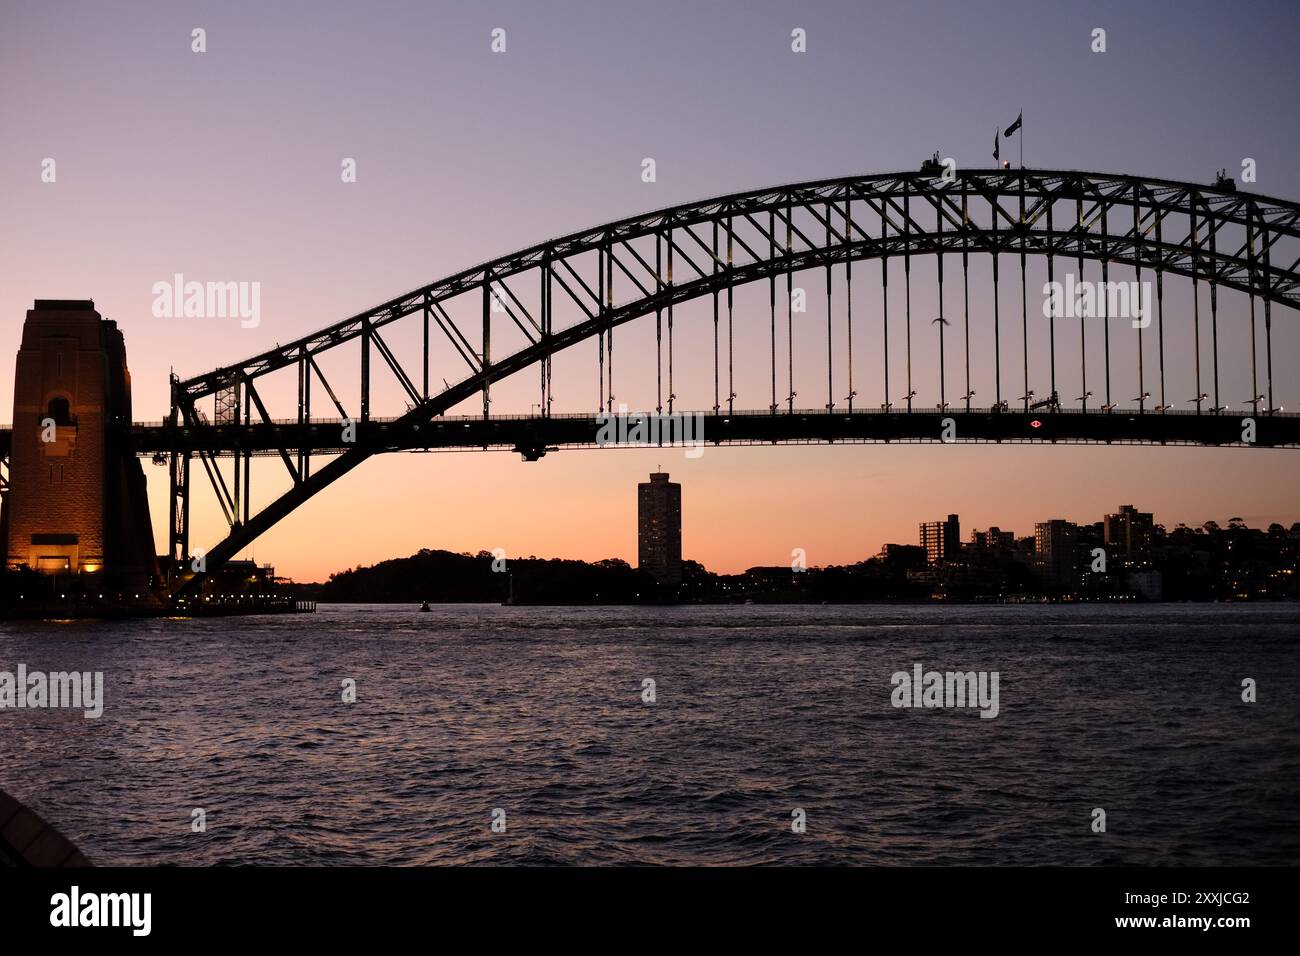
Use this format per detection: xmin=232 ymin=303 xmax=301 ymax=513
xmin=1 ymin=167 xmax=1298 ymax=602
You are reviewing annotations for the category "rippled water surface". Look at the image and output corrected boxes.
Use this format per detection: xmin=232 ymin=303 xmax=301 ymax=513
xmin=2 ymin=603 xmax=1297 ymax=865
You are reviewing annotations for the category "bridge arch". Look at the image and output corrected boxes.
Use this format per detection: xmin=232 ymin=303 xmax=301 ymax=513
xmin=164 ymin=169 xmax=1300 ymax=598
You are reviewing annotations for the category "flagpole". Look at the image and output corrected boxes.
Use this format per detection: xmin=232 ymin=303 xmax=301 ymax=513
xmin=1020 ymin=108 xmax=1024 ymax=168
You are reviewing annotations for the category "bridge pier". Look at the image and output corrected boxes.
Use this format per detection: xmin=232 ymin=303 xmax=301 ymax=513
xmin=1 ymin=301 xmax=160 ymax=605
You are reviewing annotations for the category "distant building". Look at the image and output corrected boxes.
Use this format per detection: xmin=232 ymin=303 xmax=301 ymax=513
xmin=638 ymin=472 xmax=682 ymax=585
xmin=971 ymin=527 xmax=1015 ymax=551
xmin=877 ymin=543 xmax=927 ymax=568
xmin=743 ymin=566 xmax=801 ymax=587
xmin=1034 ymin=520 xmax=1079 ymax=586
xmin=1105 ymin=504 xmax=1154 ymax=565
xmin=203 ymin=560 xmax=277 ymax=599
xmin=906 ymin=565 xmax=940 ymax=587
xmin=1126 ymin=568 xmax=1163 ymax=601
xmin=919 ymin=514 xmax=961 ymax=564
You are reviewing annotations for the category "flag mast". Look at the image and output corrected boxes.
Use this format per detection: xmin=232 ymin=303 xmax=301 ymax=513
xmin=1001 ymin=111 xmax=1024 ymax=169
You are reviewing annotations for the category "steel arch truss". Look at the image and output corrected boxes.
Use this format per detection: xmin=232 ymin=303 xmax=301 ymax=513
xmin=165 ymin=169 xmax=1300 ymax=598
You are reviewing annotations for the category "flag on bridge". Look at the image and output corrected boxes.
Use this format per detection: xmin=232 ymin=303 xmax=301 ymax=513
xmin=1004 ymin=112 xmax=1022 ymax=138
xmin=993 ymin=130 xmax=999 ymax=163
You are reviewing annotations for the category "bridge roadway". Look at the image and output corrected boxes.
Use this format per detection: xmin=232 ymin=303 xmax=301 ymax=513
xmin=4 ymin=408 xmax=1295 ymax=462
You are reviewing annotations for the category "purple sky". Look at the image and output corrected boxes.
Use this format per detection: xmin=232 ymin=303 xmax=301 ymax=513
xmin=2 ymin=0 xmax=1298 ymax=580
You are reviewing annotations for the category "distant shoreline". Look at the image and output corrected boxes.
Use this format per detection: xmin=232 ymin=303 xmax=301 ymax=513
xmin=303 ymin=597 xmax=1298 ymax=608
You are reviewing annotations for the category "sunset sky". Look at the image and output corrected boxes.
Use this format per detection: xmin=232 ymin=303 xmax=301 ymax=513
xmin=2 ymin=0 xmax=1298 ymax=582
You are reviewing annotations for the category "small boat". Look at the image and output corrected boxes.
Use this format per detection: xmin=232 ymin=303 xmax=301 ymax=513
xmin=419 ymin=601 xmax=431 ymax=612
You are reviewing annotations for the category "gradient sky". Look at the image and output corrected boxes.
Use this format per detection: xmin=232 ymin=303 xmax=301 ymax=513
xmin=2 ymin=0 xmax=1298 ymax=582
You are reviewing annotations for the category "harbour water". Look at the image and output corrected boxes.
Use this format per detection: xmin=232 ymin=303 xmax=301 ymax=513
xmin=1 ymin=603 xmax=1296 ymax=865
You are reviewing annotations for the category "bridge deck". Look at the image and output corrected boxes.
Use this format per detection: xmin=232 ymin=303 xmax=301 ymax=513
xmin=5 ymin=408 xmax=1294 ymax=460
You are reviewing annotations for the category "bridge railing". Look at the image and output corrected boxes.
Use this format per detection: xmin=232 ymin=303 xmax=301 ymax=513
xmin=127 ymin=404 xmax=1295 ymax=430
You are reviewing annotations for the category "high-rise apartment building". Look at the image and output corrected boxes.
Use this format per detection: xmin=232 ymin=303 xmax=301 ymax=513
xmin=970 ymin=526 xmax=1015 ymax=550
xmin=1034 ymin=520 xmax=1079 ymax=586
xmin=638 ymin=472 xmax=682 ymax=585
xmin=919 ymin=514 xmax=961 ymax=564
xmin=1104 ymin=504 xmax=1154 ymax=565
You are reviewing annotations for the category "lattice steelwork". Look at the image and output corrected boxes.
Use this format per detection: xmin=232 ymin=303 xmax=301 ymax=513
xmin=157 ymin=168 xmax=1300 ymax=598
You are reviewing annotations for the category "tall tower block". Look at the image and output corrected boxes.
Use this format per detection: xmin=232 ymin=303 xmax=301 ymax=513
xmin=638 ymin=471 xmax=682 ymax=586
xmin=2 ymin=300 xmax=158 ymax=591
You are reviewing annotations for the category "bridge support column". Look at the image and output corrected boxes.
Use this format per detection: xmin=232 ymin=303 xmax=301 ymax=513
xmin=167 ymin=449 xmax=190 ymax=584
xmin=2 ymin=300 xmax=160 ymax=601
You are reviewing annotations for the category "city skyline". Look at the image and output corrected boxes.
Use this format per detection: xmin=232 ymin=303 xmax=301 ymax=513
xmin=310 ymin=486 xmax=1295 ymax=584
xmin=298 ymin=502 xmax=1299 ymax=606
